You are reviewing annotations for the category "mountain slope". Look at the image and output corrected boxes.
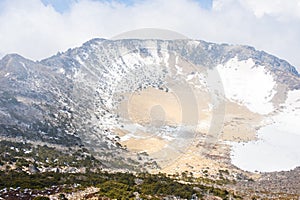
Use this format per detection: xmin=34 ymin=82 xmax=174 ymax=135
xmin=0 ymin=38 xmax=299 ymax=174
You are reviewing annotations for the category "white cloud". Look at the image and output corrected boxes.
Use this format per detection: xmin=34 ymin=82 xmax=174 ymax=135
xmin=238 ymin=0 xmax=300 ymax=19
xmin=0 ymin=0 xmax=299 ymax=71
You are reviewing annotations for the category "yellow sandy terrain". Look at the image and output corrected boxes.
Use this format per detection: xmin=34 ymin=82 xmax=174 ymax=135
xmin=111 ymin=53 xmax=265 ymax=176
xmin=112 ymin=84 xmax=264 ymax=176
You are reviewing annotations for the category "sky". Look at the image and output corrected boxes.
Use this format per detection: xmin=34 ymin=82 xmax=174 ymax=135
xmin=0 ymin=0 xmax=300 ymax=71
xmin=40 ymin=0 xmax=212 ymax=13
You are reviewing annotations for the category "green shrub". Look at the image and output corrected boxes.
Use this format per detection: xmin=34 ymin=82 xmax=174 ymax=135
xmin=33 ymin=196 xmax=50 ymax=200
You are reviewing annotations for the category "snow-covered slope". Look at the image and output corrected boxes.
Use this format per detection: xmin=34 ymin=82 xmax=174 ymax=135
xmin=217 ymin=57 xmax=276 ymax=114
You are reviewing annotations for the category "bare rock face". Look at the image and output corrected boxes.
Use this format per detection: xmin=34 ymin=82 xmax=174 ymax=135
xmin=0 ymin=38 xmax=299 ymax=172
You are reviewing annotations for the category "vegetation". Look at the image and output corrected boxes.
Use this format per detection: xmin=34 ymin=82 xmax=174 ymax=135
xmin=0 ymin=171 xmax=239 ymax=199
xmin=0 ymin=140 xmax=102 ymax=170
xmin=0 ymin=140 xmax=239 ymax=199
xmin=33 ymin=197 xmax=50 ymax=200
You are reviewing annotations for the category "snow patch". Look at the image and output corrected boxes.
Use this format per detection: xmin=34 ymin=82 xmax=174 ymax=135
xmin=57 ymin=68 xmax=65 ymax=74
xmin=230 ymin=90 xmax=300 ymax=172
xmin=216 ymin=57 xmax=276 ymax=114
xmin=19 ymin=62 xmax=28 ymax=71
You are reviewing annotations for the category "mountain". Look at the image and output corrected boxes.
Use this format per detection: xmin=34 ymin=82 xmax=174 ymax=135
xmin=0 ymin=38 xmax=299 ymax=176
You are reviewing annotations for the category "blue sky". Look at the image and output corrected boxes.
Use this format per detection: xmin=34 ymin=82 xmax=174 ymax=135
xmin=41 ymin=0 xmax=212 ymax=13
xmin=41 ymin=0 xmax=75 ymax=13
